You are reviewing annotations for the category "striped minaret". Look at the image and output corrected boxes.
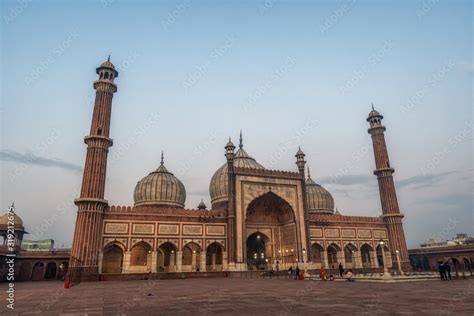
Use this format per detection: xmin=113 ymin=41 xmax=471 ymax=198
xmin=367 ymin=105 xmax=410 ymax=271
xmin=69 ymin=57 xmax=118 ymax=281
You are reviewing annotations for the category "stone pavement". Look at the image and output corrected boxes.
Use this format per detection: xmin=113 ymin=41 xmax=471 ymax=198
xmin=1 ymin=277 xmax=473 ymax=315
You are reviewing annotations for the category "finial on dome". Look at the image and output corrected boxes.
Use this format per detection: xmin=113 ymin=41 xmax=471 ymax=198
xmin=197 ymin=199 xmax=207 ymax=210
xmin=307 ymin=166 xmax=311 ymax=179
xmin=239 ymin=130 xmax=243 ymax=149
xmin=226 ymin=137 xmax=235 ymax=148
xmin=371 ymin=103 xmax=374 ymax=111
xmin=108 ymin=54 xmax=111 ymax=62
xmin=160 ymin=151 xmax=164 ymax=165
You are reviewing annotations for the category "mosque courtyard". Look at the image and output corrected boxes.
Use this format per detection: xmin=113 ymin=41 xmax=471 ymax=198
xmin=2 ymin=277 xmax=473 ymax=315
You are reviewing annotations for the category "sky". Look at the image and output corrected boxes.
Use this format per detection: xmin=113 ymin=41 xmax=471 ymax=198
xmin=0 ymin=0 xmax=472 ymax=248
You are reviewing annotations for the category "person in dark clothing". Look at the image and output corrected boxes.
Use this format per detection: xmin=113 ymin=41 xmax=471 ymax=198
xmin=288 ymin=266 xmax=293 ymax=280
xmin=438 ymin=262 xmax=446 ymax=281
xmin=445 ymin=262 xmax=452 ymax=280
xmin=295 ymin=267 xmax=300 ymax=280
xmin=338 ymin=263 xmax=344 ymax=278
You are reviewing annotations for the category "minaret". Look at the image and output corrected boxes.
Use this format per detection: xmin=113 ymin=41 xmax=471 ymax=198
xmin=367 ymin=105 xmax=410 ymax=271
xmin=69 ymin=57 xmax=118 ymax=281
xmin=295 ymin=147 xmax=311 ymax=265
xmin=225 ymin=138 xmax=236 ymax=266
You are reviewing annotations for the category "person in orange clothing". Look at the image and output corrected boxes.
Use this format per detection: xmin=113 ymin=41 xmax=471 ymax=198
xmin=320 ymin=265 xmax=327 ymax=281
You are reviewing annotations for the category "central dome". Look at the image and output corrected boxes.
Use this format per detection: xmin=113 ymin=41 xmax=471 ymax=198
xmin=305 ymin=169 xmax=334 ymax=214
xmin=209 ymin=137 xmax=265 ymax=205
xmin=134 ymin=154 xmax=186 ymax=208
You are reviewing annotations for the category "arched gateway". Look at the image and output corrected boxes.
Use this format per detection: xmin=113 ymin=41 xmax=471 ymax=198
xmin=245 ymin=192 xmax=298 ymax=270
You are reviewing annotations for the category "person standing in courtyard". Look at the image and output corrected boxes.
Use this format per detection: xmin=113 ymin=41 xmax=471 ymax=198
xmin=437 ymin=261 xmax=446 ymax=281
xmin=288 ymin=266 xmax=293 ymax=280
xmin=320 ymin=265 xmax=327 ymax=281
xmin=445 ymin=261 xmax=452 ymax=280
xmin=339 ymin=262 xmax=344 ymax=278
xmin=295 ymin=266 xmax=300 ymax=280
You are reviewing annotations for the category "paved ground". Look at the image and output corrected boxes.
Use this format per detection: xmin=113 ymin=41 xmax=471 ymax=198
xmin=1 ymin=277 xmax=473 ymax=315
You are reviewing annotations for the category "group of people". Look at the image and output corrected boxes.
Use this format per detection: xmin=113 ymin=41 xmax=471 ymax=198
xmin=437 ymin=261 xmax=452 ymax=281
xmin=287 ymin=266 xmax=301 ymax=280
xmin=319 ymin=263 xmax=354 ymax=282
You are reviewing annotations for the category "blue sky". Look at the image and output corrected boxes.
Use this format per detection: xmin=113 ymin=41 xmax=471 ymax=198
xmin=1 ymin=0 xmax=472 ymax=248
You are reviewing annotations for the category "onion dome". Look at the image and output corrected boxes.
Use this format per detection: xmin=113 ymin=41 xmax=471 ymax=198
xmin=0 ymin=204 xmax=23 ymax=227
xmin=209 ymin=133 xmax=265 ymax=205
xmin=134 ymin=152 xmax=186 ymax=208
xmin=305 ymin=167 xmax=334 ymax=214
xmin=197 ymin=199 xmax=207 ymax=210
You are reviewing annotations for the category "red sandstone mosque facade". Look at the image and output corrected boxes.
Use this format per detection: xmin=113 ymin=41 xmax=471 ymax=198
xmin=68 ymin=58 xmax=411 ymax=281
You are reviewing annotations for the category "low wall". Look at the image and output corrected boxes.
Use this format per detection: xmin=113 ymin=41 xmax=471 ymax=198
xmin=99 ymin=271 xmax=229 ymax=281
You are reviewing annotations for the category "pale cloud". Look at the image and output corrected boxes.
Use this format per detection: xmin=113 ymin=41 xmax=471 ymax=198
xmin=0 ymin=149 xmax=82 ymax=172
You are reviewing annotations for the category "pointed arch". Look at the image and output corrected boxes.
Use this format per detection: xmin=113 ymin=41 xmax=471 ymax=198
xmin=102 ymin=244 xmax=124 ymax=273
xmin=157 ymin=242 xmax=177 ymax=272
xmin=344 ymin=243 xmax=358 ymax=267
xmin=311 ymin=243 xmax=324 ymax=264
xmin=130 ymin=241 xmax=152 ymax=267
xmin=206 ymin=242 xmax=224 ymax=271
xmin=182 ymin=242 xmax=201 ymax=271
xmin=327 ymin=243 xmax=340 ymax=268
xmin=360 ymin=243 xmax=373 ymax=268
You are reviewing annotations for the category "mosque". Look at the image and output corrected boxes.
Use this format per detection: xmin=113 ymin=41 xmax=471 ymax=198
xmin=66 ymin=58 xmax=411 ymax=281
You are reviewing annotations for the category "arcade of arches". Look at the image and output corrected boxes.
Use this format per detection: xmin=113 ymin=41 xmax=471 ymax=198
xmin=0 ymin=259 xmax=68 ymax=282
xmin=309 ymin=242 xmax=392 ymax=270
xmin=100 ymin=241 xmax=225 ymax=273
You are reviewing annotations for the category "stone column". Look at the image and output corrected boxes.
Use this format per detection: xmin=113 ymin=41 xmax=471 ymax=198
xmin=212 ymin=254 xmax=216 ymax=271
xmin=222 ymin=251 xmax=228 ymax=271
xmin=200 ymin=253 xmax=207 ymax=272
xmin=337 ymin=251 xmax=346 ymax=268
xmin=354 ymin=251 xmax=363 ymax=269
xmin=123 ymin=251 xmax=131 ymax=273
xmin=176 ymin=251 xmax=183 ymax=272
xmin=151 ymin=251 xmax=158 ymax=273
xmin=321 ymin=251 xmax=329 ymax=268
xmin=191 ymin=252 xmax=197 ymax=271
xmin=170 ymin=252 xmax=176 ymax=272
xmin=98 ymin=252 xmax=103 ymax=274
xmin=370 ymin=251 xmax=379 ymax=268
xmin=385 ymin=251 xmax=393 ymax=268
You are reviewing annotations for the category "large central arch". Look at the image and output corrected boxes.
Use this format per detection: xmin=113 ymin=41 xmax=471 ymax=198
xmin=245 ymin=192 xmax=298 ymax=270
